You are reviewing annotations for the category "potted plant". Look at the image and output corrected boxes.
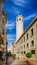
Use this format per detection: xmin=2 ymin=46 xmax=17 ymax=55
xmin=26 ymin=52 xmax=32 ymax=64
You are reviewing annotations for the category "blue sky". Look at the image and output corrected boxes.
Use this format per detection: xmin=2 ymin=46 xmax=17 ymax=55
xmin=4 ymin=0 xmax=37 ymax=49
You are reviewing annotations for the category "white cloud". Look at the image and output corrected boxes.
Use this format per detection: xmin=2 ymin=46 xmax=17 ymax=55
xmin=6 ymin=20 xmax=16 ymax=29
xmin=7 ymin=34 xmax=16 ymax=41
xmin=12 ymin=0 xmax=28 ymax=6
xmin=24 ymin=14 xmax=35 ymax=21
xmin=7 ymin=34 xmax=16 ymax=38
xmin=8 ymin=38 xmax=15 ymax=41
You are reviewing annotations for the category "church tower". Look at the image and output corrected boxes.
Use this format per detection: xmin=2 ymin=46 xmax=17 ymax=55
xmin=16 ymin=15 xmax=23 ymax=41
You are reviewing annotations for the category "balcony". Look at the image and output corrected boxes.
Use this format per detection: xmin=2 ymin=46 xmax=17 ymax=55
xmin=1 ymin=44 xmax=6 ymax=50
xmin=0 ymin=44 xmax=5 ymax=51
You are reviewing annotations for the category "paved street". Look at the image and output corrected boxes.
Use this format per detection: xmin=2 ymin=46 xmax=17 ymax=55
xmin=11 ymin=58 xmax=37 ymax=65
xmin=6 ymin=57 xmax=37 ymax=65
xmin=11 ymin=58 xmax=30 ymax=65
xmin=7 ymin=56 xmax=15 ymax=65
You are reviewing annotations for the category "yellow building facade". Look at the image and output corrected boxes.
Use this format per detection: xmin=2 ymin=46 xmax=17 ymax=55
xmin=0 ymin=11 xmax=6 ymax=65
xmin=0 ymin=0 xmax=6 ymax=65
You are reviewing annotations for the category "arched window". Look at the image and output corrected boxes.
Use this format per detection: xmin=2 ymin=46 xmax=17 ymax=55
xmin=17 ymin=19 xmax=18 ymax=21
xmin=27 ymin=43 xmax=29 ymax=48
xmin=19 ymin=18 xmax=21 ymax=20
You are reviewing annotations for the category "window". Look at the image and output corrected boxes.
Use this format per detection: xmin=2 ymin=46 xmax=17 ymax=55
xmin=31 ymin=40 xmax=34 ymax=47
xmin=1 ymin=25 xmax=2 ymax=28
xmin=20 ymin=40 xmax=22 ymax=44
xmin=17 ymin=19 xmax=18 ymax=21
xmin=21 ymin=38 xmax=23 ymax=43
xmin=2 ymin=18 xmax=4 ymax=25
xmin=27 ymin=43 xmax=29 ymax=48
xmin=1 ymin=40 xmax=4 ymax=44
xmin=36 ymin=24 xmax=37 ymax=32
xmin=31 ymin=50 xmax=35 ymax=54
xmin=3 ymin=22 xmax=4 ymax=25
xmin=19 ymin=18 xmax=21 ymax=20
xmin=21 ymin=51 xmax=23 ymax=54
xmin=24 ymin=37 xmax=25 ymax=42
xmin=24 ymin=51 xmax=25 ymax=54
xmin=24 ymin=45 xmax=25 ymax=49
xmin=26 ymin=33 xmax=28 ymax=40
xmin=31 ymin=28 xmax=33 ymax=36
xmin=2 ymin=29 xmax=4 ymax=35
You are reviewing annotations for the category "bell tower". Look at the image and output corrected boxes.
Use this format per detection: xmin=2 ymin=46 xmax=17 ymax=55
xmin=16 ymin=15 xmax=23 ymax=41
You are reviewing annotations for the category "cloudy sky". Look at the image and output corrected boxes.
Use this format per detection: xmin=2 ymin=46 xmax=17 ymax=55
xmin=4 ymin=0 xmax=37 ymax=49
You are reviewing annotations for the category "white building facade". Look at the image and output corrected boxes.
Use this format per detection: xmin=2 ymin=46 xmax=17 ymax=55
xmin=16 ymin=16 xmax=37 ymax=61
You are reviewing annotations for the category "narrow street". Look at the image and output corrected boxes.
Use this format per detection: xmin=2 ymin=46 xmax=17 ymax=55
xmin=7 ymin=56 xmax=13 ymax=65
xmin=7 ymin=57 xmax=30 ymax=65
xmin=0 ymin=0 xmax=37 ymax=65
xmin=7 ymin=61 xmax=33 ymax=65
xmin=7 ymin=57 xmax=37 ymax=65
xmin=6 ymin=56 xmax=18 ymax=65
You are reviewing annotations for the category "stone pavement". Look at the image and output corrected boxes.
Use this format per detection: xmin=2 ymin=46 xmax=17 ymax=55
xmin=11 ymin=58 xmax=37 ymax=65
xmin=31 ymin=61 xmax=37 ymax=65
xmin=11 ymin=58 xmax=27 ymax=65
